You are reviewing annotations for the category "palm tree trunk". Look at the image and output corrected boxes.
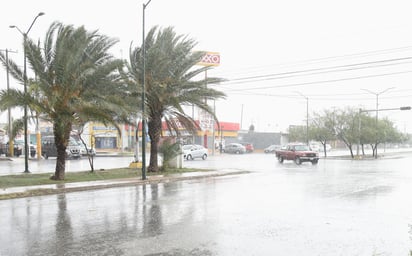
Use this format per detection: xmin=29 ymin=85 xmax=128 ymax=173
xmin=51 ymin=121 xmax=71 ymax=180
xmin=148 ymin=114 xmax=162 ymax=172
xmin=54 ymin=146 xmax=67 ymax=180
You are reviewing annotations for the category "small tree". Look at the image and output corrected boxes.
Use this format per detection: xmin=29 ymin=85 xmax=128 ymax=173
xmin=333 ymin=108 xmax=359 ymax=158
xmin=309 ymin=111 xmax=336 ymax=157
xmin=72 ymin=124 xmax=96 ymax=172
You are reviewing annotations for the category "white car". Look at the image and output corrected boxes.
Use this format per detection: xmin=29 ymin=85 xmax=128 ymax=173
xmin=310 ymin=143 xmax=332 ymax=152
xmin=182 ymin=144 xmax=208 ymax=160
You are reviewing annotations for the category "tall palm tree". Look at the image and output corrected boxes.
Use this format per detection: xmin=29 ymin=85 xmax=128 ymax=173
xmin=0 ymin=22 xmax=130 ymax=180
xmin=124 ymin=26 xmax=226 ymax=172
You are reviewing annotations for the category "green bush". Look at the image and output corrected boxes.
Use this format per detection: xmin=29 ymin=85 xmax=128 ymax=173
xmin=159 ymin=139 xmax=181 ymax=171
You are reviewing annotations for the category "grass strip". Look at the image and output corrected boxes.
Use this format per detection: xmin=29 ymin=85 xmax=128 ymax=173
xmin=0 ymin=167 xmax=212 ymax=189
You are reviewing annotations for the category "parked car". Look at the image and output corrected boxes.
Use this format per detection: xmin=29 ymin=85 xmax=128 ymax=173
xmin=41 ymin=136 xmax=81 ymax=159
xmin=264 ymin=144 xmax=282 ymax=153
xmin=0 ymin=140 xmax=36 ymax=157
xmin=14 ymin=140 xmax=36 ymax=157
xmin=77 ymin=142 xmax=96 ymax=156
xmin=310 ymin=142 xmax=332 ymax=152
xmin=182 ymin=144 xmax=208 ymax=160
xmin=240 ymin=142 xmax=254 ymax=153
xmin=80 ymin=146 xmax=96 ymax=156
xmin=224 ymin=143 xmax=246 ymax=154
xmin=0 ymin=142 xmax=22 ymax=157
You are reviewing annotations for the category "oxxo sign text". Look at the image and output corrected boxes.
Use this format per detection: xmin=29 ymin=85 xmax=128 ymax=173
xmin=197 ymin=52 xmax=220 ymax=66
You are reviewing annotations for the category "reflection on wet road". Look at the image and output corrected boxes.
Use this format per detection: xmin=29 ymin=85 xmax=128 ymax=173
xmin=1 ymin=153 xmax=412 ymax=255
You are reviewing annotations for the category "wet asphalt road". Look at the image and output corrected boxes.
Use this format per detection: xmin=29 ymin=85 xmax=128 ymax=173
xmin=1 ymin=153 xmax=412 ymax=255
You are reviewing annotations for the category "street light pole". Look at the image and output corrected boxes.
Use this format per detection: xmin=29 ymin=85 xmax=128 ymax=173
xmin=357 ymin=106 xmax=410 ymax=159
xmin=295 ymin=92 xmax=309 ymax=145
xmin=141 ymin=0 xmax=152 ymax=180
xmin=10 ymin=12 xmax=45 ymax=173
xmin=0 ymin=49 xmax=17 ymax=156
xmin=357 ymin=108 xmax=361 ymax=158
xmin=220 ymin=125 xmax=224 ymax=154
xmin=361 ymin=87 xmax=394 ymax=159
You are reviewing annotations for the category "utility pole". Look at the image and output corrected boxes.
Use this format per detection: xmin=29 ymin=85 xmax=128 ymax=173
xmin=0 ymin=49 xmax=17 ymax=156
xmin=240 ymin=104 xmax=243 ymax=130
xmin=141 ymin=0 xmax=152 ymax=180
xmin=357 ymin=108 xmax=361 ymax=158
xmin=295 ymin=92 xmax=309 ymax=145
xmin=361 ymin=87 xmax=394 ymax=159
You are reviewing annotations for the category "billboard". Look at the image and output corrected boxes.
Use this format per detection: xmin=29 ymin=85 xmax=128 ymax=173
xmin=197 ymin=52 xmax=220 ymax=66
xmin=198 ymin=109 xmax=214 ymax=131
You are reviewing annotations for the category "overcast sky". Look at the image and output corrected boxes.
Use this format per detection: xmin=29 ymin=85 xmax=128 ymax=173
xmin=1 ymin=0 xmax=412 ymax=133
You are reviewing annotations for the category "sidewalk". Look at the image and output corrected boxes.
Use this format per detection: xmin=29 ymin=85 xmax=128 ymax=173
xmin=0 ymin=169 xmax=249 ymax=199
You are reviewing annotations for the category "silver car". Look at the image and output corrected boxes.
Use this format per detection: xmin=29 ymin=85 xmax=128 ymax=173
xmin=182 ymin=144 xmax=208 ymax=160
xmin=224 ymin=143 xmax=246 ymax=154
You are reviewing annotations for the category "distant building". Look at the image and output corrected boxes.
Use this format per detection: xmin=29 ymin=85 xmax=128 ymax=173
xmin=39 ymin=120 xmax=241 ymax=152
xmin=237 ymin=130 xmax=288 ymax=149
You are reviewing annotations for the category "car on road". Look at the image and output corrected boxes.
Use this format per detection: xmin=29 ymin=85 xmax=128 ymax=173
xmin=276 ymin=143 xmax=319 ymax=165
xmin=182 ymin=144 xmax=208 ymax=160
xmin=224 ymin=143 xmax=246 ymax=154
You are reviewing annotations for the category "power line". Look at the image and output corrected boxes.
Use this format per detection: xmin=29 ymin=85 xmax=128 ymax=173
xmin=221 ymin=70 xmax=412 ymax=92
xmin=224 ymin=86 xmax=412 ymax=102
xmin=221 ymin=56 xmax=412 ymax=85
xmin=213 ymin=45 xmax=412 ymax=77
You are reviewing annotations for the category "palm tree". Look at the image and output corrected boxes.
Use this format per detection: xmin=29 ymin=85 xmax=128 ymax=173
xmin=0 ymin=22 xmax=130 ymax=180
xmin=124 ymin=26 xmax=226 ymax=172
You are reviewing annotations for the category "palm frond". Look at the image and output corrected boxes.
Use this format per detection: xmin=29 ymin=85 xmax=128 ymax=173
xmin=0 ymin=51 xmax=24 ymax=84
xmin=125 ymin=26 xmax=227 ymax=172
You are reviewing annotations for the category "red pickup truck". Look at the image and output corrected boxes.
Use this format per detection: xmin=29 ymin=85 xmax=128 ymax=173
xmin=275 ymin=143 xmax=319 ymax=165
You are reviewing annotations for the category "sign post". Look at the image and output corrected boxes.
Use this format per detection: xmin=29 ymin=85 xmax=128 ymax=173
xmin=196 ymin=52 xmax=220 ymax=154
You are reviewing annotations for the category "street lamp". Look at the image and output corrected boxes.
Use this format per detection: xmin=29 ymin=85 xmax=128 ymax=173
xmin=0 ymin=49 xmax=17 ymax=156
xmin=141 ymin=0 xmax=152 ymax=180
xmin=220 ymin=125 xmax=224 ymax=153
xmin=357 ymin=106 xmax=411 ymax=158
xmin=10 ymin=12 xmax=45 ymax=173
xmin=295 ymin=92 xmax=309 ymax=145
xmin=361 ymin=87 xmax=394 ymax=159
